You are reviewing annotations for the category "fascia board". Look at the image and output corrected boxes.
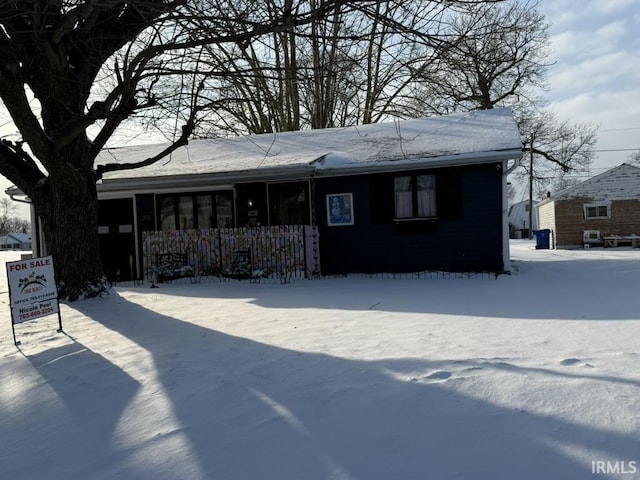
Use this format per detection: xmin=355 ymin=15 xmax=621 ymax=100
xmin=313 ymin=149 xmax=523 ymax=177
xmin=98 ymin=165 xmax=316 ymax=193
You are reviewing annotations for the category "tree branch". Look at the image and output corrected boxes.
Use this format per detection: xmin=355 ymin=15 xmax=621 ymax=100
xmin=95 ymin=119 xmax=194 ymax=180
xmin=525 ymin=145 xmax=571 ymax=173
xmin=0 ymin=139 xmax=47 ymax=195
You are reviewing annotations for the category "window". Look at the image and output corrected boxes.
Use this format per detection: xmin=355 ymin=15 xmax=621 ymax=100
xmin=196 ymin=195 xmax=214 ymax=229
xmin=159 ymin=197 xmax=176 ymax=230
xmin=178 ymin=196 xmax=194 ymax=229
xmin=370 ymin=170 xmax=460 ymax=225
xmin=394 ymin=174 xmax=436 ymax=219
xmin=268 ymin=181 xmax=310 ymax=225
xmin=158 ymin=191 xmax=234 ymax=230
xmin=215 ymin=193 xmax=234 ymax=228
xmin=584 ymin=203 xmax=609 ymax=219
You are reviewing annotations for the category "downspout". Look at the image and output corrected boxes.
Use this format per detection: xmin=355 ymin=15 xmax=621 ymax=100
xmin=502 ymin=157 xmax=522 ymax=273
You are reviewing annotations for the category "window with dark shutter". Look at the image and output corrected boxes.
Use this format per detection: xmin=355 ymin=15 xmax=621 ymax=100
xmin=370 ymin=170 xmax=463 ymax=224
xmin=393 ymin=174 xmax=437 ymax=220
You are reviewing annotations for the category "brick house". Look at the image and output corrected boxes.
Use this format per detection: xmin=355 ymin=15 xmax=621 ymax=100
xmin=536 ymin=163 xmax=640 ymax=248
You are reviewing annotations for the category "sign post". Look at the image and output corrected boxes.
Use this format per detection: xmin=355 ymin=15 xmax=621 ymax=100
xmin=6 ymin=255 xmax=62 ymax=345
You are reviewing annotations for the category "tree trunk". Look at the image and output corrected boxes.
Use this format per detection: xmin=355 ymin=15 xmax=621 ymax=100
xmin=34 ymin=170 xmax=104 ymax=300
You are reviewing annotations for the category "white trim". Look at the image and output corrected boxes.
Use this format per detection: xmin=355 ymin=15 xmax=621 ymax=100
xmin=96 ymin=149 xmax=521 ymax=194
xmin=314 ymin=149 xmax=522 ymax=176
xmin=97 ymin=184 xmax=235 ymax=199
xmin=583 ymin=202 xmax=611 ymax=219
xmin=99 ymin=166 xmax=315 ymax=192
xmin=131 ymin=198 xmax=140 ymax=279
xmin=502 ymin=160 xmax=512 ymax=271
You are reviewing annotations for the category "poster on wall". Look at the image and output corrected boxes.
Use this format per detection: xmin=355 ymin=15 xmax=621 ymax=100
xmin=6 ymin=255 xmax=62 ymax=345
xmin=326 ymin=193 xmax=354 ymax=226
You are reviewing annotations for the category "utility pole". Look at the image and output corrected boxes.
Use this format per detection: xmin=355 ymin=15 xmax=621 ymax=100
xmin=528 ymin=134 xmax=534 ymax=239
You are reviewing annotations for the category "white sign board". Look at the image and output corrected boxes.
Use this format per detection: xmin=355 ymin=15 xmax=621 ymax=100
xmin=6 ymin=256 xmax=59 ymax=324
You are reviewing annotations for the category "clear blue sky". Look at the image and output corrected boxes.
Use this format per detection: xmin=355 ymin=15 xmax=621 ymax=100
xmin=540 ymin=0 xmax=640 ymax=173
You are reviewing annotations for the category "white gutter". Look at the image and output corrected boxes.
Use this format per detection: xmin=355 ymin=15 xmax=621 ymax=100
xmin=313 ymin=148 xmax=523 ymax=176
xmin=502 ymin=156 xmax=523 ymax=273
xmin=98 ymin=164 xmax=316 ymax=193
xmin=98 ymin=148 xmax=523 ymax=193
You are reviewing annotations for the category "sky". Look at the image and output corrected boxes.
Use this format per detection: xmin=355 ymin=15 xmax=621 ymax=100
xmin=2 ymin=241 xmax=640 ymax=479
xmin=539 ymin=0 xmax=640 ymax=172
xmin=2 ymin=0 xmax=640 ymax=219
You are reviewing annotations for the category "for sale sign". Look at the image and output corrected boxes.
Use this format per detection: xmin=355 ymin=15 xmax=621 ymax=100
xmin=6 ymin=256 xmax=59 ymax=325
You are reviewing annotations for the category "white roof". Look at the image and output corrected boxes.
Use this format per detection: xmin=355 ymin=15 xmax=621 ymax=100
xmin=540 ymin=163 xmax=640 ymax=204
xmin=98 ymin=108 xmax=522 ymax=186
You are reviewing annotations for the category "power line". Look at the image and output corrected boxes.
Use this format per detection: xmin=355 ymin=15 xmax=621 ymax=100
xmin=599 ymin=126 xmax=640 ymax=132
xmin=593 ymin=148 xmax=639 ymax=152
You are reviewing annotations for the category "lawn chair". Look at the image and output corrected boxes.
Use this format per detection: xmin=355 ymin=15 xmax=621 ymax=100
xmin=583 ymin=230 xmax=602 ymax=248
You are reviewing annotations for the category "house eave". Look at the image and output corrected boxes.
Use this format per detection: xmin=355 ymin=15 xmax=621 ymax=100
xmin=98 ymin=164 xmax=316 ymax=194
xmin=313 ymin=149 xmax=523 ymax=177
xmin=96 ymin=148 xmax=523 ymax=193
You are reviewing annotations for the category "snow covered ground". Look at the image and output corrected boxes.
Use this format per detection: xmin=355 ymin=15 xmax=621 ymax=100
xmin=1 ymin=241 xmax=639 ymax=480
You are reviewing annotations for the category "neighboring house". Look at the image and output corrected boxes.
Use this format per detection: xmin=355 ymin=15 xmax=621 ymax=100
xmin=23 ymin=108 xmax=523 ymax=280
xmin=0 ymin=232 xmax=32 ymax=250
xmin=508 ymin=200 xmax=539 ymax=238
xmin=536 ymin=163 xmax=640 ymax=248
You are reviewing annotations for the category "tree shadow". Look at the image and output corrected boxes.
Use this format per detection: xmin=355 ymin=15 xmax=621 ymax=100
xmin=2 ymin=333 xmax=140 ymax=480
xmin=134 ymin=256 xmax=640 ymax=321
xmin=5 ymin=291 xmax=635 ymax=479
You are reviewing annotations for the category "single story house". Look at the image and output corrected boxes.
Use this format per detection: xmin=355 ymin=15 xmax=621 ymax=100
xmin=23 ymin=108 xmax=523 ymax=280
xmin=536 ymin=163 xmax=640 ymax=248
xmin=0 ymin=232 xmax=32 ymax=251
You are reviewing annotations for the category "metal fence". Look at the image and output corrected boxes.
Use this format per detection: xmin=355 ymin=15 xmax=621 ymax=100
xmin=142 ymin=225 xmax=320 ymax=284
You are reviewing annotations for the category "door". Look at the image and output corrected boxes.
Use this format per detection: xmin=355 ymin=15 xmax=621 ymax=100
xmin=98 ymin=198 xmax=136 ymax=281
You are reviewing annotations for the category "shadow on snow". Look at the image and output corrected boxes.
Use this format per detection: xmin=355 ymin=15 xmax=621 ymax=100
xmin=131 ymin=255 xmax=640 ymax=321
xmin=4 ymin=291 xmax=639 ymax=480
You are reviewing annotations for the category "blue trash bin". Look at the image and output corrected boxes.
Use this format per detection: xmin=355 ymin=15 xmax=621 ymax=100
xmin=533 ymin=229 xmax=550 ymax=249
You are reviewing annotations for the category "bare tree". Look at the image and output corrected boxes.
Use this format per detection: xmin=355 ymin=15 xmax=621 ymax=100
xmin=515 ymin=111 xmax=598 ymax=198
xmin=194 ymin=0 xmax=492 ymax=134
xmin=0 ymin=197 xmax=17 ymax=235
xmin=192 ymin=0 xmax=596 ymax=192
xmin=412 ymin=0 xmax=598 ymax=197
xmin=0 ymin=0 xmax=508 ymax=298
xmin=419 ymin=0 xmax=550 ymax=113
xmin=0 ymin=0 xmax=387 ymax=299
xmin=0 ymin=196 xmax=29 ymax=235
xmin=627 ymin=150 xmax=640 ymax=167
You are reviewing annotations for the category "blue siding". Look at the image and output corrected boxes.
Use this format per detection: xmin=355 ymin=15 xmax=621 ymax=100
xmin=315 ymin=163 xmax=505 ymax=274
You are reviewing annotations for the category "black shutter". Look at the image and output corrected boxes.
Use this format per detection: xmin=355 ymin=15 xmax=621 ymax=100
xmin=436 ymin=169 xmax=463 ymax=220
xmin=369 ymin=174 xmax=395 ymax=224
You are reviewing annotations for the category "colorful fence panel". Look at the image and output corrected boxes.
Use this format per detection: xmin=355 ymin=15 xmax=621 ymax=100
xmin=142 ymin=225 xmax=320 ymax=283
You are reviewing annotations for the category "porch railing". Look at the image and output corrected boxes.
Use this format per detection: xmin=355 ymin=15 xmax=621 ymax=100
xmin=142 ymin=225 xmax=320 ymax=283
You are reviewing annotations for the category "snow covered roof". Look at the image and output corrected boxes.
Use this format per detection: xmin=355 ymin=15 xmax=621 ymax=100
xmin=0 ymin=233 xmax=31 ymax=246
xmin=98 ymin=108 xmax=522 ymax=188
xmin=539 ymin=163 xmax=640 ymax=204
xmin=6 ymin=233 xmax=31 ymax=243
